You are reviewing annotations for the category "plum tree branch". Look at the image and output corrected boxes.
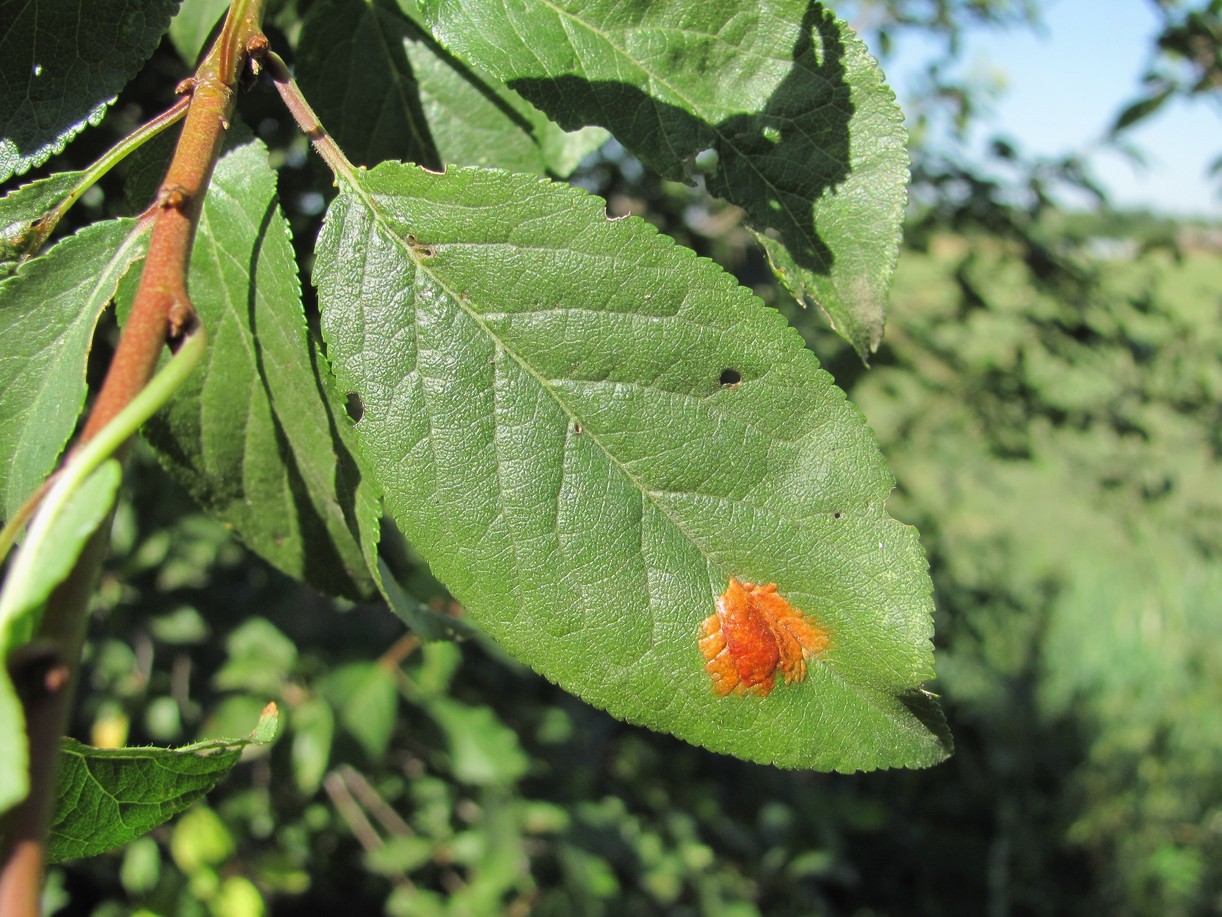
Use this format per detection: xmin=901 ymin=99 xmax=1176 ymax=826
xmin=0 ymin=2 xmax=266 ymax=912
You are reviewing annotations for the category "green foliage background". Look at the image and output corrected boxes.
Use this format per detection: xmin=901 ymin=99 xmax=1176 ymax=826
xmin=2 ymin=0 xmax=1218 ymax=913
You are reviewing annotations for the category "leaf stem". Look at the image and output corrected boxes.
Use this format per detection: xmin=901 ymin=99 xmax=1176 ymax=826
xmin=17 ymin=96 xmax=190 ymax=266
xmin=264 ymin=52 xmax=360 ymax=184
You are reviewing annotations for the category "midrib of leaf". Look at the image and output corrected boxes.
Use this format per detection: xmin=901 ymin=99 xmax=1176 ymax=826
xmin=342 ymin=176 xmax=919 ymax=727
xmin=529 ymin=0 xmax=817 ymax=259
xmin=350 ymin=181 xmax=699 ymax=551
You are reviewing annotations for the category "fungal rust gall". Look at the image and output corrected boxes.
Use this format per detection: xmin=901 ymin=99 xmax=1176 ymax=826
xmin=698 ymin=578 xmax=830 ymax=697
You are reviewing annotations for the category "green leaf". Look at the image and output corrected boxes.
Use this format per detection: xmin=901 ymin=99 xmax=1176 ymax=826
xmin=290 ymin=695 xmax=335 ymax=795
xmin=168 ymin=0 xmax=231 ymax=65
xmin=378 ymin=556 xmax=472 ymax=641
xmin=0 ymin=662 xmax=27 ymax=816
xmin=135 ymin=138 xmax=377 ymax=598
xmin=0 ymin=460 xmax=122 ymax=650
xmin=421 ymin=0 xmax=906 ymax=359
xmin=0 ymin=170 xmax=84 ymax=277
xmin=0 ymin=217 xmax=147 ymax=520
xmin=296 ymin=0 xmax=606 ymax=175
xmin=314 ymin=163 xmax=948 ymax=771
xmin=212 ymin=617 xmax=297 ymax=695
xmin=0 ymin=459 xmax=121 ymax=817
xmin=47 ymin=705 xmax=278 ymax=863
xmin=321 ymin=661 xmax=399 ymax=762
xmin=0 ymin=0 xmax=179 ymax=182
xmin=426 ymin=697 xmax=529 ymax=786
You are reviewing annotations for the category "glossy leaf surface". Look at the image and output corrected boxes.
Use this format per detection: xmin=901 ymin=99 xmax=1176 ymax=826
xmin=297 ymin=0 xmax=606 ymax=175
xmin=0 ymin=218 xmax=147 ymax=520
xmin=315 ymin=163 xmax=947 ymax=771
xmin=421 ymin=0 xmax=907 ymax=358
xmin=0 ymin=170 xmax=84 ymax=276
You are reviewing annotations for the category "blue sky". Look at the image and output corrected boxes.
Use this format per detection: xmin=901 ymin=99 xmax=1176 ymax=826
xmin=854 ymin=0 xmax=1221 ymax=218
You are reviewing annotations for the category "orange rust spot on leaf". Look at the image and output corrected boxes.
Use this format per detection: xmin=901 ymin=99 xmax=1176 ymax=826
xmin=698 ymin=579 xmax=830 ymax=697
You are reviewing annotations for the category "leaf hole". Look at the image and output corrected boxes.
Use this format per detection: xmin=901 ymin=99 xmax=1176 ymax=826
xmin=719 ymin=368 xmax=742 ymax=387
xmin=833 ymin=511 xmax=844 ymax=519
xmin=573 ymin=422 xmax=584 ymax=434
xmin=344 ymin=392 xmax=364 ymax=422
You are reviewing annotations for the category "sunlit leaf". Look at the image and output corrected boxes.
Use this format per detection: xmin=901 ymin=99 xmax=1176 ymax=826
xmin=421 ymin=0 xmax=907 ymax=358
xmin=297 ymin=0 xmax=606 ymax=175
xmin=168 ymin=0 xmax=231 ymax=65
xmin=0 ymin=170 xmax=83 ymax=276
xmin=0 ymin=458 xmax=122 ymax=819
xmin=0 ymin=218 xmax=147 ymax=520
xmin=0 ymin=460 xmax=121 ymax=650
xmin=48 ymin=704 xmax=278 ymax=863
xmin=315 ymin=163 xmax=948 ymax=771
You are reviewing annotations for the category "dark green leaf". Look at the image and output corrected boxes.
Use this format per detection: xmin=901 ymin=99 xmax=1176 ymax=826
xmin=315 ymin=163 xmax=947 ymax=771
xmin=421 ymin=0 xmax=907 ymax=358
xmin=1110 ymin=88 xmax=1174 ymax=135
xmin=378 ymin=556 xmax=471 ymax=641
xmin=296 ymin=0 xmax=605 ymax=175
xmin=136 ymin=138 xmax=377 ymax=598
xmin=0 ymin=0 xmax=179 ymax=182
xmin=0 ymin=218 xmax=147 ymax=520
xmin=47 ymin=703 xmax=278 ymax=863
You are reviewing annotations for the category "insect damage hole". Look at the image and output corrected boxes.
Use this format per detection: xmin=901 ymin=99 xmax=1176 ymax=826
xmin=344 ymin=392 xmax=364 ymax=422
xmin=719 ymin=368 xmax=742 ymax=387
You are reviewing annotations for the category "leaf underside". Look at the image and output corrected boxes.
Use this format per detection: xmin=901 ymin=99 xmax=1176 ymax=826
xmin=0 ymin=217 xmax=148 ymax=521
xmin=133 ymin=138 xmax=378 ymax=600
xmin=315 ymin=163 xmax=948 ymax=771
xmin=421 ymin=0 xmax=908 ymax=358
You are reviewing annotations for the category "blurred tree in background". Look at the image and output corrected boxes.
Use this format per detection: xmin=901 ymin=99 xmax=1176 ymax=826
xmin=27 ymin=0 xmax=1222 ymax=914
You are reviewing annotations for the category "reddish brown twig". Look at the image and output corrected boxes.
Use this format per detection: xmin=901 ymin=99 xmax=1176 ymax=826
xmin=80 ymin=2 xmax=266 ymax=444
xmin=0 ymin=3 xmax=267 ymax=912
